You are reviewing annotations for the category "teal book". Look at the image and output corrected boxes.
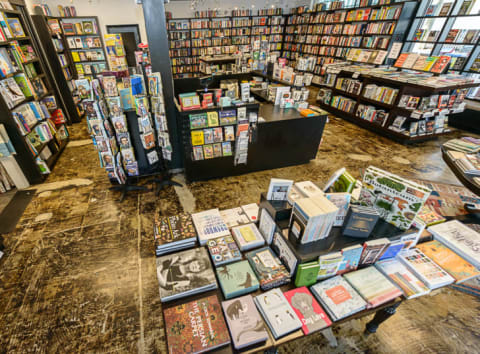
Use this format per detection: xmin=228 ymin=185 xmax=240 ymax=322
xmin=216 ymin=260 xmax=259 ymax=299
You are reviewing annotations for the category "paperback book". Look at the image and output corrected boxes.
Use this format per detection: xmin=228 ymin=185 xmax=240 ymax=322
xmin=295 ymin=261 xmax=319 ymax=287
xmin=219 ymin=207 xmax=250 ymax=228
xmin=271 ymin=232 xmax=297 ymax=276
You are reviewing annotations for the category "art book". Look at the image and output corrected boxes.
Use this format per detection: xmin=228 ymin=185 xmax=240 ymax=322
xmin=190 ymin=208 xmax=231 ymax=244
xmin=246 ymin=247 xmax=290 ymax=290
xmin=343 ymin=266 xmax=403 ymax=308
xmin=216 ymin=260 xmax=260 ymax=299
xmin=206 ymin=235 xmax=242 ymax=266
xmin=153 ymin=213 xmax=197 ymax=255
xmin=310 ymin=275 xmax=367 ymax=321
xmin=283 ymin=287 xmax=332 ymax=335
xmin=416 ymin=240 xmax=480 ymax=283
xmin=156 ymin=247 xmax=217 ymax=302
xmin=164 ymin=295 xmax=230 ymax=353
xmin=375 ymin=258 xmax=430 ymax=299
xmin=221 ymin=295 xmax=268 ymax=350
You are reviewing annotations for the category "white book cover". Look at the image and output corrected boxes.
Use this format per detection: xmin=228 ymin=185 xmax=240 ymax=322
xmin=220 ymin=207 xmax=250 ymax=228
xmin=241 ymin=203 xmax=259 ymax=223
xmin=397 ymin=248 xmax=455 ymax=289
xmin=428 ymin=220 xmax=480 ymax=269
xmin=191 ymin=208 xmax=230 ymax=245
xmin=254 ymin=288 xmax=302 ymax=339
xmin=295 ymin=181 xmax=324 ymax=198
xmin=258 ymin=208 xmax=276 ymax=244
xmin=266 ymin=178 xmax=293 ymax=201
xmin=311 ymin=275 xmax=367 ymax=321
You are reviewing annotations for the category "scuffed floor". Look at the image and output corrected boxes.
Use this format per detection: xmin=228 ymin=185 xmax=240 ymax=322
xmin=0 ymin=112 xmax=479 ymax=353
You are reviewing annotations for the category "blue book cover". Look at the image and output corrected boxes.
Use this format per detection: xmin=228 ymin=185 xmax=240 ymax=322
xmin=119 ymin=88 xmax=133 ymax=109
xmin=378 ymin=240 xmax=405 ymax=261
xmin=130 ymin=76 xmax=144 ymax=95
xmin=28 ymin=102 xmax=42 ymax=120
xmin=337 ymin=244 xmax=363 ymax=275
xmin=216 ymin=260 xmax=259 ymax=299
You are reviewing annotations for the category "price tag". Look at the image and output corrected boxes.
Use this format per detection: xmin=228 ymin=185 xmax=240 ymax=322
xmin=352 ymin=72 xmax=360 ymax=79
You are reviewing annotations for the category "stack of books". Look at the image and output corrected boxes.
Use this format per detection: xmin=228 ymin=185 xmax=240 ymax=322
xmin=153 ymin=213 xmax=197 ymax=256
xmin=443 ymin=137 xmax=480 ymax=154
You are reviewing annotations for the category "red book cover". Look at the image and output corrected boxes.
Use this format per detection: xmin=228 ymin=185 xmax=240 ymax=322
xmin=283 ymin=287 xmax=332 ymax=335
xmin=163 ymin=295 xmax=231 ymax=353
xmin=430 ymin=56 xmax=451 ymax=74
xmin=394 ymin=53 xmax=409 ymax=68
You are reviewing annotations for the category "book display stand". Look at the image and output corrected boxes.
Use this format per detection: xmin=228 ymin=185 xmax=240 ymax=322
xmin=0 ymin=0 xmax=69 ymax=184
xmin=441 ymin=146 xmax=480 ymax=196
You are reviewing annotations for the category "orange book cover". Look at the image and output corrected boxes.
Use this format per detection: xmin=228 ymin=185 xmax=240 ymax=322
xmin=416 ymin=240 xmax=480 ymax=283
xmin=394 ymin=53 xmax=409 ymax=68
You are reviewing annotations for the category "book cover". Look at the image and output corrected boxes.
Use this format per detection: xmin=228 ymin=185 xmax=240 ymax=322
xmin=246 ymin=247 xmax=291 ymax=290
xmin=271 ymin=232 xmax=297 ymax=276
xmin=375 ymin=258 xmax=430 ymax=299
xmin=216 ymin=260 xmax=260 ymax=299
xmin=241 ymin=204 xmax=259 ymax=223
xmin=430 ymin=56 xmax=451 ymax=74
xmin=295 ymin=261 xmax=319 ymax=287
xmin=258 ymin=208 xmax=276 ymax=244
xmin=336 ymin=244 xmax=363 ymax=274
xmin=428 ymin=220 xmax=480 ymax=269
xmin=207 ymin=111 xmax=219 ymax=127
xmin=203 ymin=144 xmax=213 ymax=159
xmin=311 ymin=275 xmax=367 ymax=321
xmin=397 ymin=248 xmax=455 ymax=289
xmin=222 ymin=142 xmax=232 ymax=156
xmin=344 ymin=266 xmax=403 ymax=308
xmin=191 ymin=208 xmax=230 ymax=245
xmin=189 ymin=112 xmax=208 ymax=129
xmin=231 ymin=223 xmax=265 ymax=251
xmin=164 ymin=295 xmax=230 ymax=353
xmin=318 ymin=252 xmax=343 ymax=279
xmin=207 ymin=235 xmax=242 ymax=266
xmin=325 ymin=193 xmax=351 ymax=226
xmin=221 ymin=295 xmax=268 ymax=350
xmin=154 ymin=213 xmax=197 ymax=247
xmin=156 ymin=247 xmax=217 ymax=302
xmin=266 ymin=178 xmax=294 ymax=201
xmin=283 ymin=287 xmax=332 ymax=335
xmin=360 ymin=238 xmax=390 ymax=265
xmin=219 ymin=207 xmax=249 ymax=229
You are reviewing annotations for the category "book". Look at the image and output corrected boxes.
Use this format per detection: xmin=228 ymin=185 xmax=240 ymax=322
xmin=221 ymin=295 xmax=268 ymax=350
xmin=359 ymin=238 xmax=390 ymax=265
xmin=258 ymin=208 xmax=276 ymax=244
xmin=341 ymin=205 xmax=379 ymax=238
xmin=430 ymin=56 xmax=450 ymax=74
xmin=295 ymin=261 xmax=320 ymax=287
xmin=156 ymin=247 xmax=217 ymax=302
xmin=311 ymin=275 xmax=367 ymax=321
xmin=318 ymin=252 xmax=343 ymax=280
xmin=283 ymin=287 xmax=332 ymax=335
xmin=359 ymin=166 xmax=431 ymax=230
xmin=266 ymin=178 xmax=294 ymax=201
xmin=325 ymin=193 xmax=351 ymax=226
xmin=254 ymin=288 xmax=302 ymax=339
xmin=189 ymin=112 xmax=208 ymax=129
xmin=397 ymin=248 xmax=455 ymax=289
xmin=246 ymin=247 xmax=291 ymax=290
xmin=295 ymin=181 xmax=324 ymax=198
xmin=216 ymin=260 xmax=260 ymax=299
xmin=377 ymin=239 xmax=405 ymax=261
xmin=207 ymin=235 xmax=242 ymax=266
xmin=207 ymin=111 xmax=219 ymax=126
xmin=231 ymin=223 xmax=265 ymax=251
xmin=336 ymin=244 xmax=363 ymax=274
xmin=153 ymin=213 xmax=197 ymax=256
xmin=191 ymin=208 xmax=230 ymax=245
xmin=344 ymin=266 xmax=403 ymax=308
xmin=416 ymin=240 xmax=480 ymax=284
xmin=271 ymin=232 xmax=297 ymax=276
xmin=428 ymin=220 xmax=480 ymax=269
xmin=241 ymin=203 xmax=259 ymax=223
xmin=375 ymin=258 xmax=430 ymax=299
xmin=191 ymin=130 xmax=204 ymax=146
xmin=164 ymin=295 xmax=230 ymax=353
xmin=219 ymin=207 xmax=250 ymax=228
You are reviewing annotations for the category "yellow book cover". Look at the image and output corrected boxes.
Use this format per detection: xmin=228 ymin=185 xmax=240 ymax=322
xmin=416 ymin=240 xmax=480 ymax=283
xmin=422 ymin=56 xmax=439 ymax=72
xmin=207 ymin=111 xmax=219 ymax=127
xmin=71 ymin=52 xmax=80 ymax=62
xmin=238 ymin=225 xmax=256 ymax=242
xmin=191 ymin=130 xmax=204 ymax=146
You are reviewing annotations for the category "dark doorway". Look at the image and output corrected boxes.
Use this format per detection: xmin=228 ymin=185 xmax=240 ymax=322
xmin=106 ymin=24 xmax=141 ymax=67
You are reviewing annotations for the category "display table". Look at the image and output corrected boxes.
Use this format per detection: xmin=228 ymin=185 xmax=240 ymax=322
xmin=441 ymin=147 xmax=480 ymax=196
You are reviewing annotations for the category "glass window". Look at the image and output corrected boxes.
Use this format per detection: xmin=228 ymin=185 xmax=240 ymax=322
xmin=409 ymin=18 xmax=446 ymax=42
xmin=424 ymin=0 xmax=455 ymax=16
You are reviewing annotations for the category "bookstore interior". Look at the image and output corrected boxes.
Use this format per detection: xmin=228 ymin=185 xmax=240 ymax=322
xmin=1 ymin=0 xmax=480 ymax=352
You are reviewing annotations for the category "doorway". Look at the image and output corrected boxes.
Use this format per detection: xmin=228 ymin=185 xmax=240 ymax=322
xmin=106 ymin=24 xmax=141 ymax=67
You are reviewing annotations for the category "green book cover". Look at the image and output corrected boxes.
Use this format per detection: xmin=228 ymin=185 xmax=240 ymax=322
xmin=216 ymin=260 xmax=259 ymax=299
xmin=295 ymin=261 xmax=320 ymax=287
xmin=14 ymin=73 xmax=33 ymax=97
xmin=333 ymin=171 xmax=356 ymax=193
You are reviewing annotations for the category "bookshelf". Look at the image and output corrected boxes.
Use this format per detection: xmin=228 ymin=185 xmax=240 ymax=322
xmin=59 ymin=16 xmax=107 ymax=79
xmin=0 ymin=0 xmax=69 ymax=184
xmin=30 ymin=12 xmax=81 ymax=123
xmin=167 ymin=9 xmax=286 ymax=79
xmin=402 ymin=0 xmax=480 ymax=99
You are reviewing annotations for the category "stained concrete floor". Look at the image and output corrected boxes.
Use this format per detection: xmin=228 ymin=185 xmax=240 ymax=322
xmin=0 ymin=111 xmax=479 ymax=353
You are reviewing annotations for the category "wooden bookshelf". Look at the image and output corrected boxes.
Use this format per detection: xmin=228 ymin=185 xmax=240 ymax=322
xmin=0 ymin=0 xmax=70 ymax=184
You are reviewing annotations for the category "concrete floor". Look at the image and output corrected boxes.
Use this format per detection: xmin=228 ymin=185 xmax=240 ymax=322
xmin=0 ymin=111 xmax=479 ymax=353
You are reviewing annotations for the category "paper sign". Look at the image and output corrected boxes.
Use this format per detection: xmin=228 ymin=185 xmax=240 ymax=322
xmin=387 ymin=42 xmax=403 ymax=59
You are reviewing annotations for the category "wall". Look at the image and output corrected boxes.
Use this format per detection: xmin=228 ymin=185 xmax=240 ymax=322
xmin=165 ymin=0 xmax=311 ymax=18
xmin=25 ymin=0 xmax=147 ymax=43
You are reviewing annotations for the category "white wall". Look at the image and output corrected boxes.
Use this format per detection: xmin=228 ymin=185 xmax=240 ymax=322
xmin=165 ymin=0 xmax=311 ymax=18
xmin=25 ymin=0 xmax=147 ymax=43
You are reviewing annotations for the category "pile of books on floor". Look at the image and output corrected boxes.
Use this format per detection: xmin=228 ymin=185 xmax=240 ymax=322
xmin=153 ymin=174 xmax=480 ymax=353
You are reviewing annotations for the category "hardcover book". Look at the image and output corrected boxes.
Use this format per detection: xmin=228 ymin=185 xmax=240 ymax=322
xmin=343 ymin=266 xmax=402 ymax=308
xmin=359 ymin=238 xmax=390 ymax=265
xmin=207 ymin=235 xmax=242 ymax=266
xmin=341 ymin=205 xmax=379 ymax=238
xmin=311 ymin=275 xmax=367 ymax=321
xmin=191 ymin=208 xmax=231 ymax=245
xmin=221 ymin=295 xmax=268 ymax=350
xmin=266 ymin=178 xmax=294 ymax=201
xmin=164 ymin=295 xmax=230 ymax=353
xmin=156 ymin=247 xmax=217 ymax=302
xmin=219 ymin=207 xmax=250 ymax=228
xmin=295 ymin=261 xmax=319 ymax=287
xmin=416 ymin=240 xmax=480 ymax=283
xmin=336 ymin=244 xmax=363 ymax=274
xmin=247 ymin=247 xmax=291 ymax=290
xmin=397 ymin=248 xmax=455 ymax=289
xmin=258 ymin=208 xmax=276 ymax=244
xmin=318 ymin=252 xmax=343 ymax=279
xmin=428 ymin=220 xmax=480 ymax=269
xmin=283 ymin=287 xmax=332 ymax=335
xmin=189 ymin=112 xmax=208 ymax=129
xmin=216 ymin=260 xmax=260 ymax=299
xmin=254 ymin=288 xmax=302 ymax=339
xmin=375 ymin=258 xmax=430 ymax=299
xmin=271 ymin=232 xmax=297 ymax=276
xmin=325 ymin=192 xmax=351 ymax=226
xmin=153 ymin=213 xmax=197 ymax=256
xmin=231 ymin=223 xmax=265 ymax=251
